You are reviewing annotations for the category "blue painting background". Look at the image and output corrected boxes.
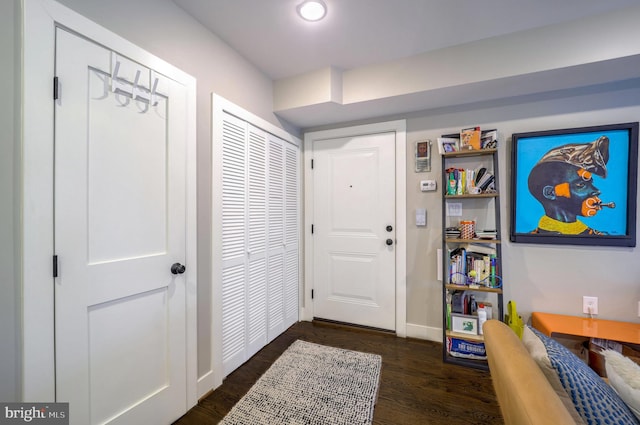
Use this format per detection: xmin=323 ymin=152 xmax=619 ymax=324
xmin=514 ymin=129 xmax=630 ymax=235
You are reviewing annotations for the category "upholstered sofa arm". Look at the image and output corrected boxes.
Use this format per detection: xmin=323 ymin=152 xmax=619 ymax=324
xmin=483 ymin=319 xmax=577 ymax=425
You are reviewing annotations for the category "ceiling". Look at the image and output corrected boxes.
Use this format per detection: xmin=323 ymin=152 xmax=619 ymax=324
xmin=173 ymin=0 xmax=637 ymax=80
xmin=173 ymin=0 xmax=640 ymax=127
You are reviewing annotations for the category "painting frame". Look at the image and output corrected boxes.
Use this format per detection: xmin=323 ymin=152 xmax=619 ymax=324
xmin=510 ymin=122 xmax=639 ymax=247
xmin=451 ymin=314 xmax=478 ymax=335
xmin=415 ymin=139 xmax=432 ymax=172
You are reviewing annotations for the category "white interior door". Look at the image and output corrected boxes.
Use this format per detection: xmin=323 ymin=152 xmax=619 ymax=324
xmin=54 ymin=28 xmax=188 ymax=425
xmin=312 ymin=132 xmax=396 ymax=330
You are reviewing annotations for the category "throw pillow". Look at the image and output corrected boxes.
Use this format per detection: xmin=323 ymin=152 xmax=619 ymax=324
xmin=530 ymin=327 xmax=640 ymax=425
xmin=522 ymin=326 xmax=586 ymax=424
xmin=602 ymin=349 xmax=640 ymax=420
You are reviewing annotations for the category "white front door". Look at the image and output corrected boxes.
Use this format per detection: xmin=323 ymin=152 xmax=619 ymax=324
xmin=312 ymin=132 xmax=396 ymax=330
xmin=54 ymin=28 xmax=188 ymax=425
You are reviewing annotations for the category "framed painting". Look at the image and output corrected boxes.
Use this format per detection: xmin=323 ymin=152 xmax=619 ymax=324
xmin=510 ymin=122 xmax=638 ymax=247
xmin=451 ymin=314 xmax=478 ymax=335
xmin=415 ymin=140 xmax=432 ymax=172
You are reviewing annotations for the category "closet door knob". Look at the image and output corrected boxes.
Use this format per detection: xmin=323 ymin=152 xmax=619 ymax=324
xmin=386 ymin=239 xmax=394 ymax=246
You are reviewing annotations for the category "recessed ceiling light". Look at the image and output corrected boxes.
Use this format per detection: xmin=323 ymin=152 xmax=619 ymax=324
xmin=297 ymin=0 xmax=327 ymax=22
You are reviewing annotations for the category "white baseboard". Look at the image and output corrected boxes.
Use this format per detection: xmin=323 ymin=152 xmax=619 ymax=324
xmin=197 ymin=370 xmax=215 ymax=400
xmin=405 ymin=323 xmax=442 ymax=342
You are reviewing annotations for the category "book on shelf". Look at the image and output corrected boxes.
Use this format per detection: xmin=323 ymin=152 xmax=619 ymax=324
xmin=475 ymin=230 xmax=497 ymax=239
xmin=448 ymin=247 xmax=467 ymax=285
xmin=475 ymin=170 xmax=495 ymax=192
xmin=451 ymin=244 xmax=498 ymax=288
xmin=444 ymin=163 xmax=500 ymax=196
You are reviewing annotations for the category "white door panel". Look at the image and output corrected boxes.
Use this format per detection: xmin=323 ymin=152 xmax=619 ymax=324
xmin=313 ymin=133 xmax=396 ymax=330
xmin=87 ymin=82 xmax=168 ymax=263
xmin=220 ymin=113 xmax=248 ymax=376
xmin=267 ymin=135 xmax=286 ymax=341
xmin=284 ymin=144 xmax=300 ymax=326
xmin=246 ymin=126 xmax=268 ymax=357
xmin=55 ymin=28 xmax=187 ymax=425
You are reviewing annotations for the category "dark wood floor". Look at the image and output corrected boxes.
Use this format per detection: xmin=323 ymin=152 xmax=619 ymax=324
xmin=174 ymin=321 xmax=504 ymax=424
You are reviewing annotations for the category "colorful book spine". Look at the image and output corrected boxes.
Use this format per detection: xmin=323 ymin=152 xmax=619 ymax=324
xmin=490 ymin=254 xmax=496 ymax=287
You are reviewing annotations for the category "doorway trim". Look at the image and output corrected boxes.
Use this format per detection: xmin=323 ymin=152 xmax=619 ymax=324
xmin=303 ymin=120 xmax=407 ymax=337
xmin=22 ymin=0 xmax=197 ymax=405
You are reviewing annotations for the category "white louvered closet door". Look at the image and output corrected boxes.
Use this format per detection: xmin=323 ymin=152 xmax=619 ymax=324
xmin=267 ymin=135 xmax=285 ymax=341
xmin=219 ymin=111 xmax=299 ymax=378
xmin=266 ymin=135 xmax=299 ymax=342
xmin=283 ymin=142 xmax=300 ymax=328
xmin=246 ymin=125 xmax=268 ymax=358
xmin=220 ymin=113 xmax=248 ymax=376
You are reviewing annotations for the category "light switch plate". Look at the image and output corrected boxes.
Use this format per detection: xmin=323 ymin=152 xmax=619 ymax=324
xmin=416 ymin=208 xmax=426 ymax=226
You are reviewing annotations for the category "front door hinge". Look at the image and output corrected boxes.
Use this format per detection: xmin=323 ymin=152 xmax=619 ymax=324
xmin=311 ymin=159 xmax=314 ymax=169
xmin=311 ymin=224 xmax=314 ymax=234
xmin=53 ymin=255 xmax=58 ymax=278
xmin=53 ymin=77 xmax=60 ymax=100
xmin=311 ymin=289 xmax=314 ymax=299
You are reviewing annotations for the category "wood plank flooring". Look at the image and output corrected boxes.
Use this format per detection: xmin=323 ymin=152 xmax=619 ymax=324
xmin=174 ymin=321 xmax=504 ymax=424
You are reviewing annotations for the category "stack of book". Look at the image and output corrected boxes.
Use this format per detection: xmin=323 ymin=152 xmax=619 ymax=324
xmin=445 ymin=227 xmax=461 ymax=239
xmin=475 ymin=229 xmax=497 ymax=239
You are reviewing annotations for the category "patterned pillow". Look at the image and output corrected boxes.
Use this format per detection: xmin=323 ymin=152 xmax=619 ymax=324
xmin=522 ymin=326 xmax=586 ymax=424
xmin=530 ymin=327 xmax=640 ymax=425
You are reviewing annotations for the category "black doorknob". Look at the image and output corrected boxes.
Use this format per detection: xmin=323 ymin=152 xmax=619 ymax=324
xmin=171 ymin=263 xmax=186 ymax=275
xmin=386 ymin=225 xmax=393 ymax=232
xmin=386 ymin=239 xmax=393 ymax=246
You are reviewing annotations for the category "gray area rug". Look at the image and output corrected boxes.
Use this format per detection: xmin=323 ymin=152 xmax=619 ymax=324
xmin=220 ymin=340 xmax=382 ymax=425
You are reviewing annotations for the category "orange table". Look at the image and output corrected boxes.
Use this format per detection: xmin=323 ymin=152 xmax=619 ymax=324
xmin=531 ymin=312 xmax=640 ymax=345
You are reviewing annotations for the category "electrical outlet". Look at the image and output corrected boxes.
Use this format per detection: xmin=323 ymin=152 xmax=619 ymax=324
xmin=582 ymin=296 xmax=598 ymax=315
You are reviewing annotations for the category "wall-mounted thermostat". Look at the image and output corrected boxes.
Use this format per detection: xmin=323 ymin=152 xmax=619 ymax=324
xmin=420 ymin=180 xmax=437 ymax=192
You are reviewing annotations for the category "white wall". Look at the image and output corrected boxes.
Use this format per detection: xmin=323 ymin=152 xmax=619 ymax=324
xmin=0 ymin=0 xmax=20 ymax=402
xmin=405 ymin=81 xmax=640 ymax=336
xmin=54 ymin=0 xmax=298 ymax=380
xmin=18 ymin=4 xmax=639 ymax=393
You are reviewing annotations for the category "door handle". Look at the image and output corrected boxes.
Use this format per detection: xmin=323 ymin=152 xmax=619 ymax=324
xmin=171 ymin=263 xmax=186 ymax=275
xmin=386 ymin=239 xmax=394 ymax=246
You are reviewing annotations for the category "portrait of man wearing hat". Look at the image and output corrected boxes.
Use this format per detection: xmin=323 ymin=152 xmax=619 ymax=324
xmin=527 ymin=135 xmax=615 ymax=235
